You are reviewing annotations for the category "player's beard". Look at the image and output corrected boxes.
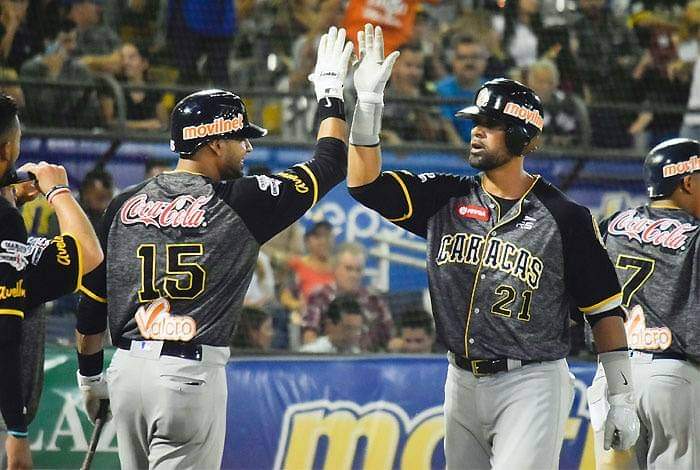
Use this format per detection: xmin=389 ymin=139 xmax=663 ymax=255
xmin=220 ymin=156 xmax=244 ymax=180
xmin=467 ymin=147 xmax=513 ymax=171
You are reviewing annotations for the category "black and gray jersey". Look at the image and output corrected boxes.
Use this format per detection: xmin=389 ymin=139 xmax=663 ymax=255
xmin=350 ymin=172 xmax=621 ymax=360
xmin=78 ymin=137 xmax=347 ymax=347
xmin=601 ymin=204 xmax=700 ymax=361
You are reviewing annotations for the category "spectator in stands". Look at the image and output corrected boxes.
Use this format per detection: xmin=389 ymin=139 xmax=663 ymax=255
xmin=144 ymin=157 xmax=171 ymax=178
xmin=244 ymin=252 xmax=276 ymax=311
xmin=0 ymin=67 xmax=23 ymax=109
xmin=342 ymin=0 xmax=436 ymax=54
xmin=446 ymin=9 xmax=508 ymax=80
xmin=166 ymin=0 xmax=238 ymax=85
xmin=389 ymin=309 xmax=435 ymax=353
xmin=571 ymin=0 xmax=640 ymax=148
xmin=492 ymin=0 xmax=542 ymax=68
xmin=627 ymin=11 xmax=689 ymax=148
xmin=679 ymin=0 xmax=700 ymax=140
xmin=78 ymin=167 xmax=114 ymax=229
xmin=526 ymin=58 xmax=591 ymax=148
xmin=0 ymin=0 xmax=42 ymax=72
xmin=299 ymin=296 xmax=364 ymax=354
xmin=287 ymin=220 xmax=335 ymax=301
xmin=20 ymin=19 xmax=103 ymax=128
xmin=231 ymin=306 xmax=274 ymax=351
xmin=382 ymin=43 xmax=462 ymax=145
xmin=101 ymin=42 xmax=166 ymax=130
xmin=67 ymin=0 xmax=120 ymax=56
xmin=436 ymin=33 xmax=489 ymax=143
xmin=103 ymin=0 xmax=161 ymax=49
xmin=302 ymin=242 xmax=393 ymax=352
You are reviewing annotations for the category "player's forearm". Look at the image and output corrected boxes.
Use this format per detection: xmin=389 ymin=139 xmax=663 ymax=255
xmin=591 ymin=315 xmax=628 ymax=353
xmin=348 ymin=144 xmax=382 ymax=187
xmin=75 ymin=331 xmax=106 ymax=377
xmin=51 ymin=192 xmax=104 ymax=273
xmin=317 ymin=116 xmax=347 ymax=144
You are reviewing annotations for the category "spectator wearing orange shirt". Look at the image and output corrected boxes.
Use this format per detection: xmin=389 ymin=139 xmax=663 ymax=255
xmin=283 ymin=220 xmax=335 ymax=305
xmin=342 ymin=0 xmax=438 ymax=53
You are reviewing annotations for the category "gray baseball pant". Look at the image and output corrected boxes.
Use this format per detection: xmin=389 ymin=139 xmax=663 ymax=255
xmin=444 ymin=354 xmax=574 ymax=470
xmin=106 ymin=342 xmax=230 ymax=470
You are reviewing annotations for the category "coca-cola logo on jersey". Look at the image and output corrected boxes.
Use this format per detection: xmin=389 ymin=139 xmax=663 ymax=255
xmin=608 ymin=209 xmax=698 ymax=250
xmin=120 ymin=194 xmax=212 ymax=229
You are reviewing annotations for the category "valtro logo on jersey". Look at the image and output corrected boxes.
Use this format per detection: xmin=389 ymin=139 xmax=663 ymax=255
xmin=120 ymin=194 xmax=211 ymax=229
xmin=135 ymin=297 xmax=197 ymax=341
xmin=456 ymin=204 xmax=490 ymax=222
xmin=624 ymin=305 xmax=671 ymax=350
xmin=607 ymin=209 xmax=697 ymax=250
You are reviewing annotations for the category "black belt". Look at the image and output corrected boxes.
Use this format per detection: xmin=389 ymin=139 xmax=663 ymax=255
xmin=453 ymin=355 xmax=539 ymax=376
xmin=117 ymin=338 xmax=203 ymax=361
xmin=633 ymin=350 xmax=687 ymax=361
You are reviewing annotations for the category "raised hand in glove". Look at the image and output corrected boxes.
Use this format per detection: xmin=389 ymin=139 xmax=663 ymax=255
xmin=350 ymin=23 xmax=400 ymax=146
xmin=604 ymin=392 xmax=640 ymax=451
xmin=308 ymin=26 xmax=354 ymax=102
xmin=353 ymin=23 xmax=400 ymax=106
xmin=77 ymin=371 xmax=111 ymax=424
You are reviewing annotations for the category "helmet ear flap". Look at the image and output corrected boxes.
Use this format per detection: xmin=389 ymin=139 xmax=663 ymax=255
xmin=505 ymin=125 xmax=530 ymax=155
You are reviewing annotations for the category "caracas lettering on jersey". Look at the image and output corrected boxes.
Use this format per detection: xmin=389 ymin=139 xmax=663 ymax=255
xmin=435 ymin=233 xmax=543 ymax=289
xmin=0 ymin=279 xmax=25 ymax=300
xmin=120 ymin=194 xmax=211 ymax=229
xmin=607 ymin=209 xmax=698 ymax=250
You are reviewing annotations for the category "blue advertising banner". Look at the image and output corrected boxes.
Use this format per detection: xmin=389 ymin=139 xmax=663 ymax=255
xmin=222 ymin=356 xmax=598 ymax=470
xmin=33 ymin=349 xmax=598 ymax=469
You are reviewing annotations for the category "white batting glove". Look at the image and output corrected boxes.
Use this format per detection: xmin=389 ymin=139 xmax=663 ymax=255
xmin=604 ymin=392 xmax=640 ymax=451
xmin=350 ymin=23 xmax=400 ymax=146
xmin=598 ymin=350 xmax=640 ymax=451
xmin=77 ymin=371 xmax=111 ymax=424
xmin=308 ymin=26 xmax=354 ymax=102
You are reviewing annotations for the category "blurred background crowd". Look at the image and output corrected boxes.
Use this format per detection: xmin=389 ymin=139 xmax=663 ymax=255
xmin=9 ymin=0 xmax=699 ymax=356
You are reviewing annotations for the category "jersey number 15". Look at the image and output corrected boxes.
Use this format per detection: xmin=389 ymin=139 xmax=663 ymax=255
xmin=137 ymin=243 xmax=206 ymax=302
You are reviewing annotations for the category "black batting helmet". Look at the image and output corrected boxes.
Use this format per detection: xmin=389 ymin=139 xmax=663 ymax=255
xmin=170 ymin=89 xmax=267 ymax=156
xmin=644 ymin=138 xmax=700 ymax=199
xmin=456 ymin=78 xmax=544 ymax=155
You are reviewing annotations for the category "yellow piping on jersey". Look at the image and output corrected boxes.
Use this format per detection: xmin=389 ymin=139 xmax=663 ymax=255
xmin=579 ymin=292 xmax=622 ymax=315
xmin=386 ymin=171 xmax=414 ymax=222
xmin=464 ymin=174 xmax=540 ymax=357
xmin=163 ymin=169 xmax=207 ymax=177
xmin=0 ymin=309 xmax=24 ymax=318
xmin=649 ymin=201 xmax=683 ymax=210
xmin=80 ymin=286 xmax=107 ymax=304
xmin=297 ymin=164 xmax=319 ymax=206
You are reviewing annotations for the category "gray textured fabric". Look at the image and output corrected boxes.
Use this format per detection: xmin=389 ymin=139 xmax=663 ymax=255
xmin=603 ymin=205 xmax=700 ymax=360
xmin=106 ymin=173 xmax=259 ymax=347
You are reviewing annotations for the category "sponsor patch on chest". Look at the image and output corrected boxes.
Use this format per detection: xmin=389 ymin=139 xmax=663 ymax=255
xmin=455 ymin=204 xmax=490 ymax=222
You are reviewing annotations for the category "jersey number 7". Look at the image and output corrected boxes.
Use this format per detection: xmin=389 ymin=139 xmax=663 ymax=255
xmin=615 ymin=254 xmax=655 ymax=307
xmin=137 ymin=243 xmax=206 ymax=302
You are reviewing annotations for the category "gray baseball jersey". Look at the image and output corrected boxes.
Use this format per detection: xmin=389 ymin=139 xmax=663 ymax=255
xmin=350 ymin=171 xmax=622 ymax=360
xmin=601 ymin=204 xmax=700 ymax=360
xmin=78 ymin=137 xmax=347 ymax=347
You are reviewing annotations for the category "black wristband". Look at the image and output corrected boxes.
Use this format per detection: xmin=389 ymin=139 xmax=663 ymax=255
xmin=318 ymin=97 xmax=345 ymax=121
xmin=77 ymin=349 xmax=104 ymax=376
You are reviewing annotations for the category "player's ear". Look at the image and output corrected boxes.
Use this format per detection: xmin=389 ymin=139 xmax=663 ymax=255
xmin=208 ymin=140 xmax=224 ymax=157
xmin=522 ymin=135 xmax=540 ymax=156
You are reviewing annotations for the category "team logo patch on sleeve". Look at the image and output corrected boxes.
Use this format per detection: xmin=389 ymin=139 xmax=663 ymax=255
xmin=456 ymin=204 xmax=490 ymax=222
xmin=0 ymin=240 xmax=31 ymax=271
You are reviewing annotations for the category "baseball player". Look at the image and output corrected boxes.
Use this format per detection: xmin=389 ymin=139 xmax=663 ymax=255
xmin=0 ymin=94 xmax=103 ymax=470
xmin=589 ymin=137 xmax=700 ymax=469
xmin=73 ymin=26 xmax=352 ymax=469
xmin=346 ymin=24 xmax=640 ymax=469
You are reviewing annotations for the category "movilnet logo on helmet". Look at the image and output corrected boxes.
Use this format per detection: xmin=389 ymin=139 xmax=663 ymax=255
xmin=120 ymin=194 xmax=212 ymax=229
xmin=662 ymin=155 xmax=700 ymax=178
xmin=456 ymin=204 xmax=490 ymax=222
xmin=608 ymin=209 xmax=698 ymax=250
xmin=182 ymin=114 xmax=245 ymax=141
xmin=503 ymin=102 xmax=544 ymax=131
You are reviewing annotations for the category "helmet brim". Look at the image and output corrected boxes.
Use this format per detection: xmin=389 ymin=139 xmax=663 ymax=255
xmin=238 ymin=122 xmax=268 ymax=139
xmin=454 ymin=105 xmax=482 ymax=120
